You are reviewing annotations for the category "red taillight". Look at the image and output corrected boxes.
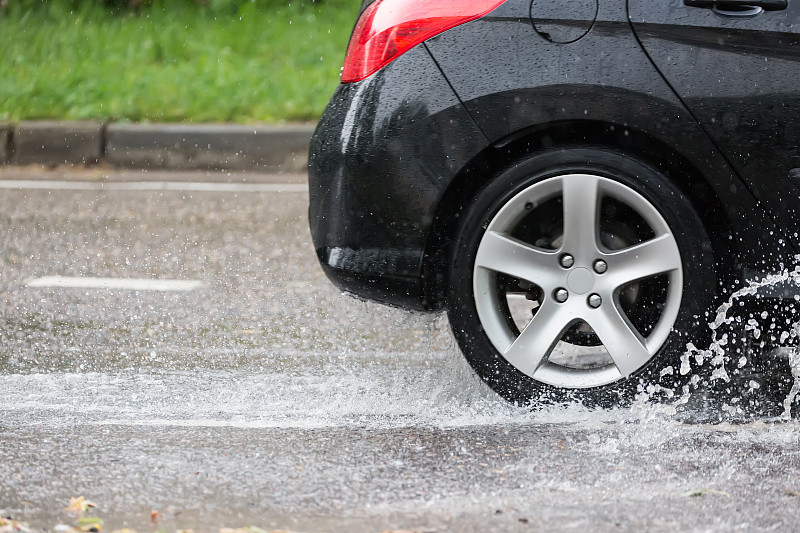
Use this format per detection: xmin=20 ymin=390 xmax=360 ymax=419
xmin=340 ymin=0 xmax=505 ymax=83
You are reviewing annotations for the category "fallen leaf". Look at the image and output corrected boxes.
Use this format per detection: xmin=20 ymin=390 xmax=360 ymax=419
xmin=0 ymin=517 xmax=35 ymax=533
xmin=66 ymin=497 xmax=97 ymax=517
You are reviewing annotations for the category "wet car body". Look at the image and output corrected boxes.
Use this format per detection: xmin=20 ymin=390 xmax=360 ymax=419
xmin=308 ymin=0 xmax=800 ymax=402
xmin=310 ymin=0 xmax=799 ymax=309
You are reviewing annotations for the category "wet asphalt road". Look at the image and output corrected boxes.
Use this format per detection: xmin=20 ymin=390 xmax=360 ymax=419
xmin=1 ymin=169 xmax=800 ymax=532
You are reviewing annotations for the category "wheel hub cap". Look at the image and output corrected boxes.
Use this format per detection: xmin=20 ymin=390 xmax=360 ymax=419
xmin=567 ymin=267 xmax=594 ymax=294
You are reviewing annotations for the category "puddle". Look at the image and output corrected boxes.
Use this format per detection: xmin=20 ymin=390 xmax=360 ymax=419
xmin=3 ymin=188 xmax=800 ymax=532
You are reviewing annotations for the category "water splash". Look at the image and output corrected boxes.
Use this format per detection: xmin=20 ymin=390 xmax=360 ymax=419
xmin=660 ymin=261 xmax=800 ymax=420
xmin=782 ymin=348 xmax=800 ymax=418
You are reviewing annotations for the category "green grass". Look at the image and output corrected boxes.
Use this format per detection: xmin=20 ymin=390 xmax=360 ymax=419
xmin=0 ymin=1 xmax=358 ymax=123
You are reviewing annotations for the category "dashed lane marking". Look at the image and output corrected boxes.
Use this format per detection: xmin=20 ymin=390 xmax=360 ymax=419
xmin=26 ymin=276 xmax=203 ymax=291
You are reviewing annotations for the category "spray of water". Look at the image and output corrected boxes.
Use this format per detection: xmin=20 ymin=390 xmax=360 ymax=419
xmin=650 ymin=261 xmax=800 ymax=420
xmin=782 ymin=348 xmax=800 ymax=418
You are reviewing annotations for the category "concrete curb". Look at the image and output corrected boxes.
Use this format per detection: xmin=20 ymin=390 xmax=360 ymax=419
xmin=1 ymin=121 xmax=316 ymax=173
xmin=106 ymin=123 xmax=313 ymax=172
xmin=14 ymin=121 xmax=103 ymax=166
xmin=0 ymin=122 xmax=13 ymax=164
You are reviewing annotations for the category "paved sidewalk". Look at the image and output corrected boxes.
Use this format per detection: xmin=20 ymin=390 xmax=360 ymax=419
xmin=0 ymin=121 xmax=315 ymax=173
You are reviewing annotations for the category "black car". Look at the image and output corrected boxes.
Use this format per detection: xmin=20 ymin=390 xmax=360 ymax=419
xmin=308 ymin=0 xmax=800 ymax=404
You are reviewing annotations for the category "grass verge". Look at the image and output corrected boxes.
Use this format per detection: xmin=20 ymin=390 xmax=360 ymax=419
xmin=0 ymin=0 xmax=357 ymax=123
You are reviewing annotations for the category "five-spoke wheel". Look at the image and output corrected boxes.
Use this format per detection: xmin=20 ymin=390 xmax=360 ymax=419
xmin=447 ymin=148 xmax=715 ymax=404
xmin=474 ymin=173 xmax=682 ymax=388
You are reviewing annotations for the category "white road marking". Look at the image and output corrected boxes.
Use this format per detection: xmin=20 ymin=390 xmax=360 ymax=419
xmin=26 ymin=276 xmax=203 ymax=291
xmin=0 ymin=180 xmax=307 ymax=193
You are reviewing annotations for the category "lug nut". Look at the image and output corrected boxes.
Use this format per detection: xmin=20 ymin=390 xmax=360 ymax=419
xmin=559 ymin=254 xmax=574 ymax=268
xmin=593 ymin=259 xmax=607 ymax=274
xmin=588 ymin=293 xmax=602 ymax=308
xmin=554 ymin=288 xmax=569 ymax=303
xmin=594 ymin=259 xmax=608 ymax=274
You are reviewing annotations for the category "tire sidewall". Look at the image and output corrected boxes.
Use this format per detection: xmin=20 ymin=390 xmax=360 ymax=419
xmin=446 ymin=147 xmax=717 ymax=405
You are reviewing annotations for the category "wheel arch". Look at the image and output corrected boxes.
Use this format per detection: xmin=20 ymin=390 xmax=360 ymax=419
xmin=422 ymin=119 xmax=740 ymax=310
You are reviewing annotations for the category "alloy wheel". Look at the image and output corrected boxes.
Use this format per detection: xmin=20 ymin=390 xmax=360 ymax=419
xmin=472 ymin=173 xmax=683 ymax=389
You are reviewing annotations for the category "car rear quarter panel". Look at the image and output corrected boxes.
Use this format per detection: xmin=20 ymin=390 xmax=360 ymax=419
xmin=424 ymin=0 xmax=792 ymax=286
xmin=308 ymin=45 xmax=488 ymax=309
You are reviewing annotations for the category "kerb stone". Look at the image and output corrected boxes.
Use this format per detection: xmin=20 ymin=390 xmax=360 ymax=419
xmin=0 ymin=123 xmax=11 ymax=164
xmin=13 ymin=121 xmax=103 ymax=165
xmin=105 ymin=123 xmax=314 ymax=172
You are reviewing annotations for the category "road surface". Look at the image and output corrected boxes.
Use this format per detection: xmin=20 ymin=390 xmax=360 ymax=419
xmin=1 ymin=168 xmax=799 ymax=532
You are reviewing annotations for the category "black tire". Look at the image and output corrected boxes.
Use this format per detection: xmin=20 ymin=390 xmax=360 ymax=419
xmin=446 ymin=147 xmax=717 ymax=406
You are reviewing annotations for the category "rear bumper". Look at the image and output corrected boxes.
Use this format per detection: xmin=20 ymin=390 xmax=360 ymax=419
xmin=308 ymin=44 xmax=488 ymax=310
